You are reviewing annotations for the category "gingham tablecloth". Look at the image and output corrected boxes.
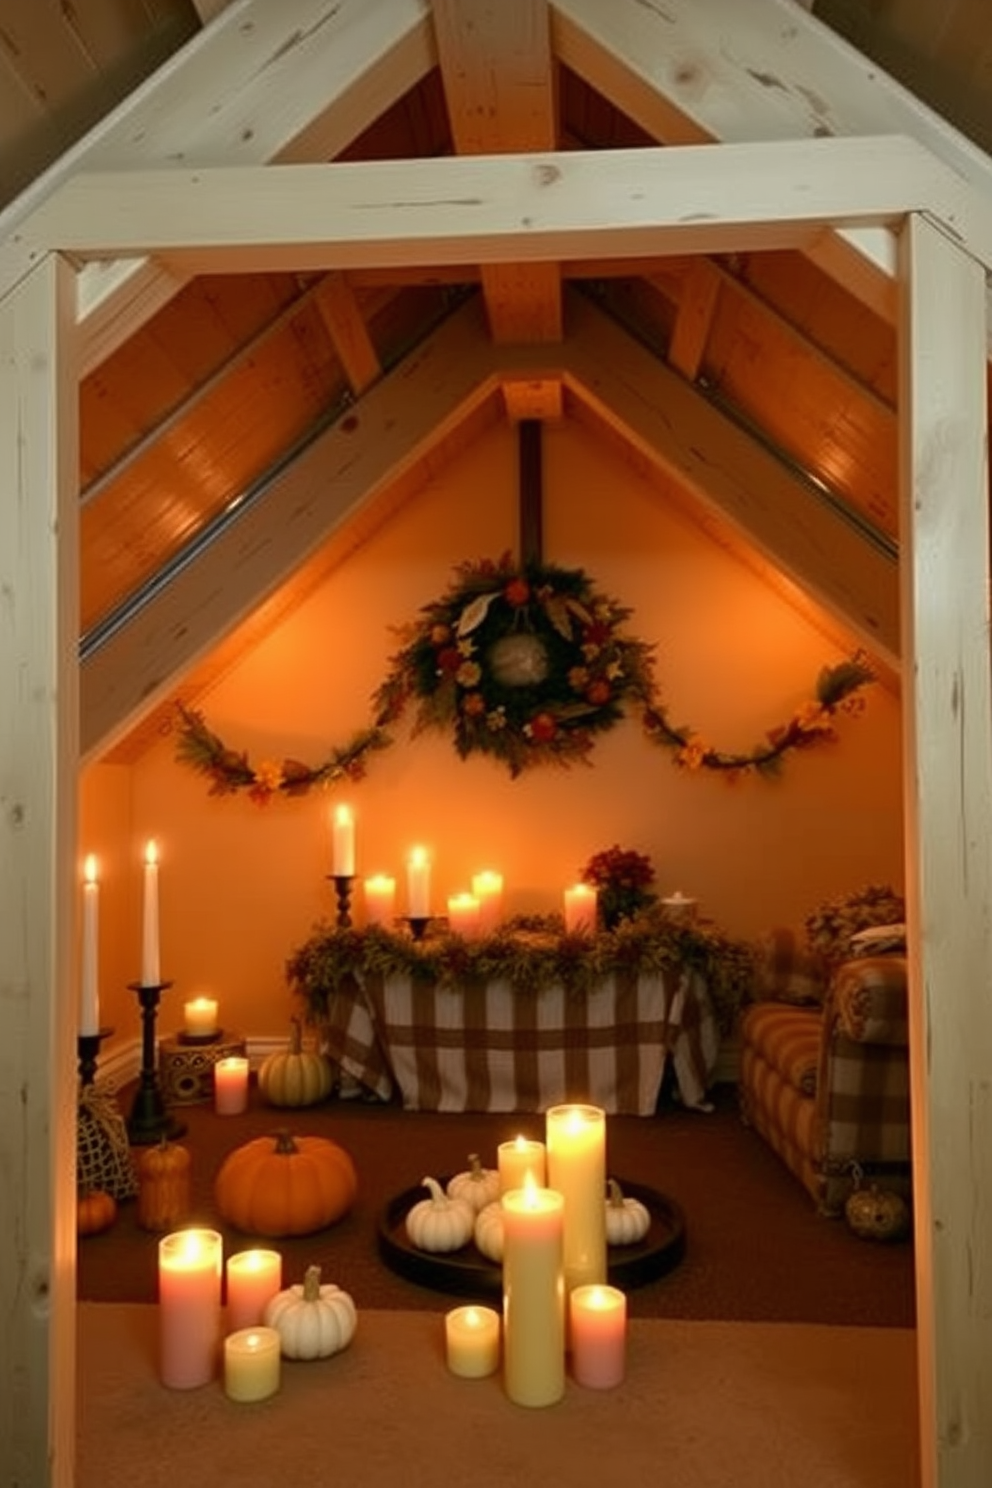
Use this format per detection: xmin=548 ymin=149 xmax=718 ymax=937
xmin=321 ymin=965 xmax=719 ymax=1115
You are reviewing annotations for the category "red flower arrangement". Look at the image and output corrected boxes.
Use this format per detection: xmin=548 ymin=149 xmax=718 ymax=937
xmin=581 ymin=845 xmax=657 ymax=931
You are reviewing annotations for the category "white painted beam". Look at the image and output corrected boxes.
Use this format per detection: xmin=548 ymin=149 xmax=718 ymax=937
xmin=80 ymin=297 xmax=499 ymax=758
xmin=9 ymin=136 xmax=983 ymax=285
xmin=0 ymin=254 xmax=79 ymax=1487
xmin=898 ymin=212 xmax=992 ymax=1488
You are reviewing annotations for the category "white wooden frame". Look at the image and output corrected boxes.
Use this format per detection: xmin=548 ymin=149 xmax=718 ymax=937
xmin=1 ymin=139 xmax=990 ymax=1488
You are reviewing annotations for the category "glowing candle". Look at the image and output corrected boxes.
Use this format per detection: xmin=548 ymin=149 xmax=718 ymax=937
xmin=502 ymin=1177 xmax=565 ymax=1408
xmin=445 ymin=1305 xmax=501 ymax=1378
xmin=498 ymin=1136 xmax=546 ymax=1194
xmin=569 ymin=1284 xmax=627 ymax=1389
xmin=214 ymin=1056 xmax=249 ymax=1116
xmin=80 ymin=855 xmax=100 ymax=1037
xmin=332 ymin=803 xmax=355 ymax=876
xmin=447 ymin=892 xmax=481 ymax=938
xmin=183 ymin=996 xmax=218 ymax=1039
xmin=364 ymin=873 xmax=396 ymax=926
xmin=662 ymin=889 xmax=698 ymax=924
xmin=226 ymin=1250 xmax=283 ymax=1332
xmin=158 ymin=1227 xmax=223 ymax=1389
xmin=407 ymin=846 xmax=431 ymax=919
xmin=545 ymin=1103 xmax=607 ymax=1292
xmin=223 ymin=1327 xmax=281 ymax=1403
xmin=563 ymin=883 xmax=597 ymax=935
xmin=141 ymin=839 xmax=161 ymax=986
xmin=472 ymin=870 xmax=504 ymax=934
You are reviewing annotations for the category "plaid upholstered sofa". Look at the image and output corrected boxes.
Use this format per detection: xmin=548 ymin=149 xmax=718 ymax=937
xmin=738 ymin=931 xmax=912 ymax=1215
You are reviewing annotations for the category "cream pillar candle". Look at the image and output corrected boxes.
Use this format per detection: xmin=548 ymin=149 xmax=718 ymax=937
xmin=569 ymin=1284 xmax=627 ymax=1389
xmin=545 ymin=1103 xmax=607 ymax=1292
xmin=141 ymin=839 xmax=161 ymax=985
xmin=472 ymin=871 xmax=504 ymax=934
xmin=332 ymin=803 xmax=355 ymax=876
xmin=563 ymin=883 xmax=597 ymax=935
xmin=447 ymin=892 xmax=481 ymax=937
xmin=158 ymin=1228 xmax=223 ymax=1389
xmin=363 ymin=874 xmax=396 ymax=926
xmin=498 ymin=1136 xmax=546 ymax=1194
xmin=501 ymin=1179 xmax=565 ymax=1408
xmin=214 ymin=1056 xmax=249 ymax=1115
xmin=226 ymin=1250 xmax=283 ymax=1332
xmin=183 ymin=996 xmax=218 ymax=1039
xmin=80 ymin=855 xmax=100 ymax=1037
xmin=445 ymin=1305 xmax=501 ymax=1378
xmin=223 ymin=1326 xmax=281 ymax=1403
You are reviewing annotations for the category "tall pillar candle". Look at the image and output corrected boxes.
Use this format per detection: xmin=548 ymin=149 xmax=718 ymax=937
xmin=80 ymin=855 xmax=100 ymax=1036
xmin=498 ymin=1136 xmax=546 ymax=1194
xmin=569 ymin=1284 xmax=627 ymax=1389
xmin=158 ymin=1227 xmax=223 ymax=1388
xmin=332 ymin=803 xmax=355 ymax=876
xmin=214 ymin=1056 xmax=249 ymax=1115
xmin=545 ymin=1103 xmax=607 ymax=1292
xmin=501 ymin=1180 xmax=565 ymax=1408
xmin=364 ymin=874 xmax=396 ymax=926
xmin=141 ymin=839 xmax=161 ymax=985
xmin=226 ymin=1249 xmax=283 ymax=1332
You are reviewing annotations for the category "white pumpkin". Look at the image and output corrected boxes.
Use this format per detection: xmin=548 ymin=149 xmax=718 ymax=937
xmin=263 ymin=1263 xmax=357 ymax=1360
xmin=446 ymin=1154 xmax=500 ymax=1215
xmin=604 ymin=1178 xmax=651 ymax=1246
xmin=474 ymin=1200 xmax=504 ymax=1263
xmin=405 ymin=1176 xmax=475 ymax=1253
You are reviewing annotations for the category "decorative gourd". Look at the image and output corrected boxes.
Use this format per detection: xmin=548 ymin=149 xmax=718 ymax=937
xmin=263 ymin=1264 xmax=357 ymax=1361
xmin=604 ymin=1178 xmax=651 ymax=1246
xmin=446 ymin=1153 xmax=500 ymax=1215
xmin=845 ymin=1172 xmax=911 ymax=1243
xmin=136 ymin=1135 xmax=191 ymax=1233
xmin=214 ymin=1129 xmax=358 ymax=1237
xmin=405 ymin=1176 xmax=475 ymax=1253
xmin=258 ymin=1019 xmax=334 ymax=1108
xmin=77 ymin=1188 xmax=117 ymax=1236
xmin=474 ymin=1200 xmax=504 ymax=1263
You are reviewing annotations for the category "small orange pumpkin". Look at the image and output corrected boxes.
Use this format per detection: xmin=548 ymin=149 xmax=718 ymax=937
xmin=77 ymin=1188 xmax=117 ymax=1236
xmin=214 ymin=1129 xmax=358 ymax=1238
xmin=137 ymin=1136 xmax=192 ymax=1232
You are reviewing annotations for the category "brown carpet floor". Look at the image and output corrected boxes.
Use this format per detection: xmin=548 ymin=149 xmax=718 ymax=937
xmin=78 ymin=1080 xmax=916 ymax=1327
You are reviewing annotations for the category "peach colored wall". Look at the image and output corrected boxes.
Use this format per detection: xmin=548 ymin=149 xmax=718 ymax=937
xmin=87 ymin=418 xmax=904 ymax=1046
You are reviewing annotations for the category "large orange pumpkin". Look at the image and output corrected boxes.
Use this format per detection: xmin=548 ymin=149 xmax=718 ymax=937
xmin=214 ymin=1129 xmax=358 ymax=1237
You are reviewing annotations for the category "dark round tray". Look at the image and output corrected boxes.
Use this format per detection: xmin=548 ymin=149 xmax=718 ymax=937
xmin=377 ymin=1177 xmax=686 ymax=1298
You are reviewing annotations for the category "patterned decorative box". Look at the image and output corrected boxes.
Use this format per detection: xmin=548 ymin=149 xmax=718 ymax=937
xmin=158 ymin=1030 xmax=247 ymax=1105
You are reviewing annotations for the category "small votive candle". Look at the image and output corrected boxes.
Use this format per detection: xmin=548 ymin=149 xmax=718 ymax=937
xmin=447 ymin=892 xmax=481 ymax=938
xmin=158 ymin=1227 xmax=223 ymax=1389
xmin=563 ymin=883 xmax=597 ymax=935
xmin=445 ymin=1305 xmax=501 ymax=1378
xmin=498 ymin=1136 xmax=546 ymax=1194
xmin=364 ymin=873 xmax=396 ymax=927
xmin=214 ymin=1056 xmax=249 ymax=1115
xmin=184 ymin=996 xmax=218 ymax=1039
xmin=226 ymin=1250 xmax=283 ymax=1332
xmin=224 ymin=1326 xmax=282 ymax=1403
xmin=569 ymin=1284 xmax=627 ymax=1389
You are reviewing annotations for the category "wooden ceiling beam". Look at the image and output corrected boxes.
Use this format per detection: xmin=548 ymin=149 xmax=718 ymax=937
xmin=431 ymin=0 xmax=562 ymax=342
xmin=313 ymin=273 xmax=382 ymax=394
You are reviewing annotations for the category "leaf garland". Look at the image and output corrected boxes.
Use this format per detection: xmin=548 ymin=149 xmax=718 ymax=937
xmin=172 ymin=553 xmax=876 ymax=799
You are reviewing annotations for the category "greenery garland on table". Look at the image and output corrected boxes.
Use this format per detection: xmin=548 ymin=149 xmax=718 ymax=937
xmin=173 ymin=553 xmax=876 ymax=798
xmin=285 ymin=911 xmax=756 ymax=1038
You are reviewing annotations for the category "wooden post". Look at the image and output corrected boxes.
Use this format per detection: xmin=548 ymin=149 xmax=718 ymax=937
xmin=898 ymin=212 xmax=992 ymax=1488
xmin=0 ymin=253 xmax=79 ymax=1486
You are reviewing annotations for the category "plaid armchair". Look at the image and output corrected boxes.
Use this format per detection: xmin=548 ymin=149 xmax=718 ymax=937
xmin=738 ymin=930 xmax=912 ymax=1215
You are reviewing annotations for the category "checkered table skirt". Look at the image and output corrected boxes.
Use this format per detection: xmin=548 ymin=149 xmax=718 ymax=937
xmin=320 ymin=965 xmax=719 ymax=1115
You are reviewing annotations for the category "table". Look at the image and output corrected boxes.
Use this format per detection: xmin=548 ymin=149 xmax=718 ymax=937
xmin=320 ymin=967 xmax=719 ymax=1115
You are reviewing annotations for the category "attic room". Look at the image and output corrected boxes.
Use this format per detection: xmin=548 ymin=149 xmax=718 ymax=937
xmin=3 ymin=2 xmax=992 ymax=1487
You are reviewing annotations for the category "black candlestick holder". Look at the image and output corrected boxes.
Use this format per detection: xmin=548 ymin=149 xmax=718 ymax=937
xmin=329 ymin=874 xmax=355 ymax=929
xmin=77 ymin=1027 xmax=114 ymax=1088
xmin=407 ymin=915 xmax=430 ymax=942
xmin=126 ymin=980 xmax=186 ymax=1145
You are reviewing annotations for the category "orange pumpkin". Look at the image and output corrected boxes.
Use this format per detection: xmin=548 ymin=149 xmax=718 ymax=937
xmin=137 ymin=1136 xmax=192 ymax=1232
xmin=78 ymin=1188 xmax=117 ymax=1236
xmin=214 ymin=1129 xmax=358 ymax=1237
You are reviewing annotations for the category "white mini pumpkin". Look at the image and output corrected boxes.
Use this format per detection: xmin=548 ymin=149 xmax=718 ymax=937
xmin=474 ymin=1200 xmax=504 ymax=1263
xmin=604 ymin=1177 xmax=651 ymax=1246
xmin=446 ymin=1154 xmax=500 ymax=1215
xmin=405 ymin=1176 xmax=475 ymax=1253
xmin=263 ymin=1263 xmax=357 ymax=1360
